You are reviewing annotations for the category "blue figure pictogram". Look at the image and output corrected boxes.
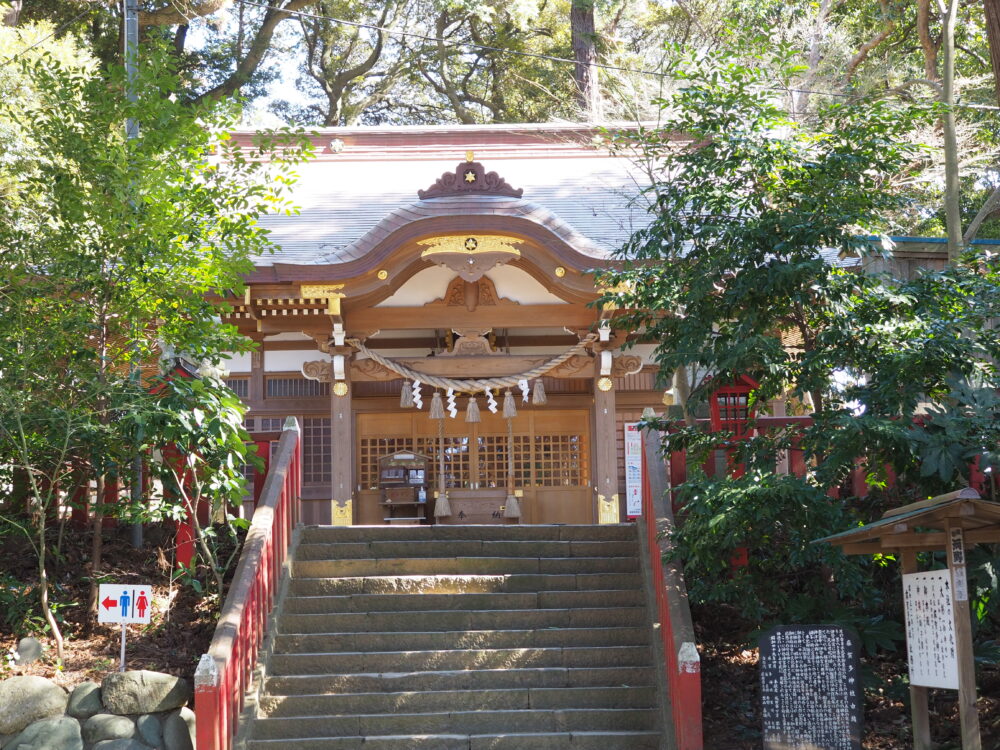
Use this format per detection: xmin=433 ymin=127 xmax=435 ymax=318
xmin=119 ymin=590 xmax=131 ymax=618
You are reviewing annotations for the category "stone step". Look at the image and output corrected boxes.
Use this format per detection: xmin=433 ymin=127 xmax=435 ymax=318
xmin=251 ymin=708 xmax=656 ymax=740
xmin=299 ymin=525 xmax=638 ymax=544
xmin=273 ymin=626 xmax=650 ymax=654
xmin=292 ymin=556 xmax=639 ymax=578
xmin=287 ymin=572 xmax=642 ymax=596
xmin=248 ymin=731 xmax=660 ymax=750
xmin=283 ymin=589 xmax=642 ymax=614
xmin=268 ymin=645 xmax=652 ymax=676
xmin=259 ymin=686 xmax=657 ymax=718
xmin=265 ymin=665 xmax=654 ymax=695
xmin=277 ymin=606 xmax=646 ymax=634
xmin=295 ymin=539 xmax=638 ymax=561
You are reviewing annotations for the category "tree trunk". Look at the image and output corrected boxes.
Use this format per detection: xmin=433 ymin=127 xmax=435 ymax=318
xmin=984 ymin=0 xmax=1000 ymax=103
xmin=570 ymin=0 xmax=601 ymax=120
xmin=941 ymin=0 xmax=962 ymax=260
xmin=2 ymin=1 xmax=21 ymax=26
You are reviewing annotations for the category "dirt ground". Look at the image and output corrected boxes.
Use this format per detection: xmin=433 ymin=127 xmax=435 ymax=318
xmin=695 ymin=605 xmax=1000 ymax=749
xmin=0 ymin=524 xmax=217 ymax=688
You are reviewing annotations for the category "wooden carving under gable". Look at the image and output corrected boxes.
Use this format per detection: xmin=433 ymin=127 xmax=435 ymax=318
xmin=429 ymin=275 xmax=518 ymax=312
xmin=302 ymin=360 xmax=334 ymax=382
xmin=417 ymin=161 xmax=523 ymax=199
xmin=546 ymin=354 xmax=592 ymax=378
xmin=352 ymin=357 xmax=396 ymax=381
xmin=611 ymin=355 xmax=643 ymax=377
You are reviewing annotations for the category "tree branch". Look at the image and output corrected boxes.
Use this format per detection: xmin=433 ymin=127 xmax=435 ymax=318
xmin=140 ymin=0 xmax=231 ymax=27
xmin=191 ymin=0 xmax=313 ymax=104
xmin=845 ymin=0 xmax=896 ymax=83
xmin=963 ymin=183 xmax=1000 ymax=245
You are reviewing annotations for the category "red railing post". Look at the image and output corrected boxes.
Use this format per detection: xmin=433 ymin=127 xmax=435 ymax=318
xmin=641 ymin=429 xmax=703 ymax=750
xmin=194 ymin=417 xmax=301 ymax=750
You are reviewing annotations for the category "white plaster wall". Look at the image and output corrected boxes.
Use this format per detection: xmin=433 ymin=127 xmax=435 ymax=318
xmin=265 ymin=350 xmax=323 ymax=373
xmin=486 ymin=265 xmax=567 ymax=305
xmin=222 ymin=352 xmax=252 ymax=373
xmin=374 ymin=264 xmax=569 ymax=308
xmin=375 ymin=266 xmax=454 ymax=307
xmin=629 ymin=344 xmax=659 ymax=366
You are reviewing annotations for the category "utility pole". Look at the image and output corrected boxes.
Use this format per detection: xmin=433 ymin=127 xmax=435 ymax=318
xmin=124 ymin=0 xmax=143 ymax=548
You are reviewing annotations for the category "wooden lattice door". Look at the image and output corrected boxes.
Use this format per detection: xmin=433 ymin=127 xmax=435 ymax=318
xmin=356 ymin=408 xmax=592 ymax=524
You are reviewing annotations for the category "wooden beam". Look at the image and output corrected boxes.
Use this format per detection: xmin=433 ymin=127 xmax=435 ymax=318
xmin=345 ymin=304 xmax=598 ymax=332
xmin=946 ymin=520 xmax=982 ymax=750
xmin=834 ymin=527 xmax=1000 ymax=555
xmin=354 ymin=334 xmax=582 ymax=350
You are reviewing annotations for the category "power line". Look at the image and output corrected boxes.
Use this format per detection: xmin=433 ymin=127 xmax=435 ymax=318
xmin=0 ymin=7 xmax=94 ymax=68
xmin=236 ymin=0 xmax=1000 ymax=113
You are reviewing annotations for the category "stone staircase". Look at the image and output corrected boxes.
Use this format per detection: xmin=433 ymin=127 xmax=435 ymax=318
xmin=243 ymin=524 xmax=664 ymax=750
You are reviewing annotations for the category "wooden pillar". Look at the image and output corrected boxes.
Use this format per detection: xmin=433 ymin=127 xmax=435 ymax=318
xmin=593 ymin=376 xmax=618 ymax=523
xmin=330 ymin=350 xmax=353 ymax=526
xmin=249 ymin=348 xmax=264 ymax=404
xmin=900 ymin=549 xmax=932 ymax=750
xmin=945 ymin=521 xmax=982 ymax=750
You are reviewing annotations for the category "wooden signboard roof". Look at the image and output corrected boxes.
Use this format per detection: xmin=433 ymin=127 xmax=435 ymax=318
xmin=816 ymin=488 xmax=1000 ymax=554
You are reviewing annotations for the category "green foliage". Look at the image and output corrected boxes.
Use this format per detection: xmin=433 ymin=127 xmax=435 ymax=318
xmin=0 ymin=574 xmax=76 ymax=637
xmin=672 ymin=472 xmax=866 ymax=623
xmin=0 ymin=42 xmax=311 ymax=639
xmin=600 ymin=49 xmax=1000 ymax=634
xmin=143 ymin=370 xmax=261 ymax=598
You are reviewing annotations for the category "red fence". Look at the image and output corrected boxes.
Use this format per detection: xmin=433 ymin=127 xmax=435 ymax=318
xmin=194 ymin=417 xmax=302 ymax=750
xmin=641 ymin=429 xmax=703 ymax=750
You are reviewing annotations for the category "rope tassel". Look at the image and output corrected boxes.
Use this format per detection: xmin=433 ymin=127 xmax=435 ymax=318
xmin=400 ymin=380 xmax=414 ymax=408
xmin=466 ymin=395 xmax=481 ymax=423
xmin=503 ymin=389 xmax=517 ymax=419
xmin=532 ymin=378 xmax=547 ymax=405
xmin=434 ymin=492 xmax=452 ymax=517
xmin=504 ymin=494 xmax=521 ymax=519
xmin=429 ymin=391 xmax=445 ymax=420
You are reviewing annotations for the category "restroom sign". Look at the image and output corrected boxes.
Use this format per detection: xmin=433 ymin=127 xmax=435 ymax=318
xmin=98 ymin=584 xmax=152 ymax=624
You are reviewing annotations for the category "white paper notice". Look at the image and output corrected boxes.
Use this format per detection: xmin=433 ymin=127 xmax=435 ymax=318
xmin=903 ymin=570 xmax=958 ymax=690
xmin=624 ymin=422 xmax=643 ymax=518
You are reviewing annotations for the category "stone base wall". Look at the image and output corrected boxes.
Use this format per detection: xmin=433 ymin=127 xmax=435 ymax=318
xmin=0 ymin=670 xmax=195 ymax=750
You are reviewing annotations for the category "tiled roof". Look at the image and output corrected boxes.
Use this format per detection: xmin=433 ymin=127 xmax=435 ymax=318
xmin=252 ymin=155 xmax=653 ymax=267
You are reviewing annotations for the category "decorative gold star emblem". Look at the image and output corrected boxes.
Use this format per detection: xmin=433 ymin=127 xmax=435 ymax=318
xmin=464 ymin=237 xmax=478 ymax=251
xmin=463 ymin=169 xmax=477 ymax=183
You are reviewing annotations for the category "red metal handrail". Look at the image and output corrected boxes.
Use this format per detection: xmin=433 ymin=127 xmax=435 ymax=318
xmin=194 ymin=417 xmax=302 ymax=750
xmin=641 ymin=429 xmax=703 ymax=750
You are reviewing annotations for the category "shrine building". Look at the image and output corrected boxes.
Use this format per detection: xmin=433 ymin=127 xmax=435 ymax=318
xmin=218 ymin=123 xmax=673 ymax=527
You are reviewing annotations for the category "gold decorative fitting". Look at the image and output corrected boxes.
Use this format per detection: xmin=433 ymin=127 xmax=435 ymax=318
xmin=331 ymin=499 xmax=352 ymax=526
xmin=300 ymin=284 xmax=346 ymax=316
xmin=465 ymin=150 xmax=475 ymax=163
xmin=554 ymin=266 xmax=566 ymax=278
xmin=597 ymin=376 xmax=614 ymax=392
xmin=376 ymin=269 xmax=389 ymax=281
xmin=418 ymin=235 xmax=524 ymax=283
xmin=333 ymin=381 xmax=349 ymax=397
xmin=418 ymin=235 xmax=522 ymax=258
